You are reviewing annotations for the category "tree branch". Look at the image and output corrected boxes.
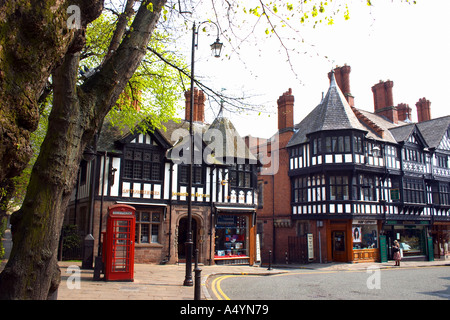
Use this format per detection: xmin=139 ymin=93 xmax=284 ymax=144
xmin=103 ymin=0 xmax=137 ymax=64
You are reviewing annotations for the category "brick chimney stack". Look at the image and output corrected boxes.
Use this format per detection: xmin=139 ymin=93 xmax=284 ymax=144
xmin=397 ymin=103 xmax=412 ymax=122
xmin=416 ymin=97 xmax=431 ymax=123
xmin=371 ymin=80 xmax=398 ymax=124
xmin=328 ymin=65 xmax=354 ymax=107
xmin=277 ymin=88 xmax=294 ymax=132
xmin=185 ymin=88 xmax=205 ymax=122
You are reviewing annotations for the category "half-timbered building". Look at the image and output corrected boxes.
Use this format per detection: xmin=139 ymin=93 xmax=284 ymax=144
xmin=251 ymin=66 xmax=450 ymax=264
xmin=66 ymin=88 xmax=260 ymax=266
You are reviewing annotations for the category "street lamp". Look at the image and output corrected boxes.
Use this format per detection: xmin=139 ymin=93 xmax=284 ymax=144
xmin=184 ymin=21 xmax=222 ymax=287
xmin=210 ymin=37 xmax=223 ymax=58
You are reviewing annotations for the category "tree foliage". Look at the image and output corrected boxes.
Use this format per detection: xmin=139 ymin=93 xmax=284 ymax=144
xmin=81 ymin=10 xmax=188 ymax=134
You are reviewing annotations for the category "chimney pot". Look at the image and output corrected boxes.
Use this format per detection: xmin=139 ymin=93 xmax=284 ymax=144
xmin=277 ymin=88 xmax=294 ymax=131
xmin=372 ymin=80 xmax=397 ymax=124
xmin=416 ymin=97 xmax=431 ymax=122
xmin=397 ymin=103 xmax=412 ymax=122
xmin=185 ymin=88 xmax=206 ymax=123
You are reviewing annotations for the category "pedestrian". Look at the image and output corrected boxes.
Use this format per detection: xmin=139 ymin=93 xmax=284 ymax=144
xmin=392 ymin=240 xmax=401 ymax=266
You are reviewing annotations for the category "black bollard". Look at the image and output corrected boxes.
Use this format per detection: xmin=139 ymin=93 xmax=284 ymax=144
xmin=194 ymin=249 xmax=202 ymax=300
xmin=267 ymin=250 xmax=273 ymax=270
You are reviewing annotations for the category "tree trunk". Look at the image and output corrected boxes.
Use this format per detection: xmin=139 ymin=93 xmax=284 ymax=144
xmin=0 ymin=0 xmax=165 ymax=300
xmin=0 ymin=1 xmax=71 ymax=206
xmin=0 ymin=1 xmax=102 ymax=192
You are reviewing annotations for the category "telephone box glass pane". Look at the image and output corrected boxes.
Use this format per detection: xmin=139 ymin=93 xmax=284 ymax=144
xmin=112 ymin=220 xmax=131 ymax=272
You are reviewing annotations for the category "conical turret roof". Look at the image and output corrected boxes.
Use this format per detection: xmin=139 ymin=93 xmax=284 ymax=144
xmin=287 ymin=71 xmax=367 ymax=147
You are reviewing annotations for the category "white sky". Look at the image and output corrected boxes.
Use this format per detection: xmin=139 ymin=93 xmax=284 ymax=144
xmin=174 ymin=0 xmax=450 ymax=139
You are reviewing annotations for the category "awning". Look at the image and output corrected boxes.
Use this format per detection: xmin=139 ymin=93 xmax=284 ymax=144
xmin=214 ymin=206 xmax=256 ymax=213
xmin=115 ymin=201 xmax=167 ymax=207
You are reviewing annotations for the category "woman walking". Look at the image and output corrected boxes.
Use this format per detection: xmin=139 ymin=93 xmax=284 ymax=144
xmin=393 ymin=240 xmax=401 ymax=266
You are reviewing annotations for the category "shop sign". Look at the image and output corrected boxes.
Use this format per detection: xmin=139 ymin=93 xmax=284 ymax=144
xmin=123 ymin=188 xmax=160 ymax=196
xmin=217 ymin=215 xmax=237 ymax=227
xmin=307 ymin=233 xmax=314 ymax=260
xmin=352 ymin=220 xmax=377 ymax=225
xmin=385 ymin=220 xmax=430 ymax=226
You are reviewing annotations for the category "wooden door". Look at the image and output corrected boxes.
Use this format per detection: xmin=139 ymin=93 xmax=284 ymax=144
xmin=332 ymin=230 xmax=347 ymax=262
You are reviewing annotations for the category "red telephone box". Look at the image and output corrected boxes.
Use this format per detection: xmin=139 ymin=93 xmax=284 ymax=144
xmin=105 ymin=204 xmax=136 ymax=281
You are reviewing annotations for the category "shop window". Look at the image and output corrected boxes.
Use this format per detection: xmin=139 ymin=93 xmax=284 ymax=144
xmin=215 ymin=215 xmax=248 ymax=258
xmin=397 ymin=227 xmax=426 ymax=257
xmin=352 ymin=224 xmax=378 ymax=249
xmin=330 ymin=175 xmax=349 ymax=200
xmin=135 ymin=211 xmax=161 ymax=244
xmin=124 ymin=148 xmax=163 ymax=181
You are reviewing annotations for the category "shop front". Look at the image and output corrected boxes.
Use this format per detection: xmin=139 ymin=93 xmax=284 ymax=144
xmin=351 ymin=219 xmax=380 ymax=263
xmin=327 ymin=219 xmax=381 ymax=263
xmin=431 ymin=222 xmax=450 ymax=260
xmin=213 ymin=206 xmax=256 ymax=265
xmin=383 ymin=220 xmax=431 ymax=261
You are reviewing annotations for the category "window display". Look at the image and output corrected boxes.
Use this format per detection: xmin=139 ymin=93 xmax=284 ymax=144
xmin=383 ymin=225 xmax=428 ymax=258
xmin=398 ymin=227 xmax=425 ymax=257
xmin=352 ymin=222 xmax=378 ymax=249
xmin=438 ymin=230 xmax=449 ymax=257
xmin=215 ymin=215 xmax=248 ymax=259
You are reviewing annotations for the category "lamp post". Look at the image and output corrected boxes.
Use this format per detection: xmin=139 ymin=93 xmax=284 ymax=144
xmin=184 ymin=21 xmax=223 ymax=287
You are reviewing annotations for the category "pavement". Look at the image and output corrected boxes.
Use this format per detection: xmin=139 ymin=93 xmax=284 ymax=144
xmin=2 ymin=228 xmax=450 ymax=300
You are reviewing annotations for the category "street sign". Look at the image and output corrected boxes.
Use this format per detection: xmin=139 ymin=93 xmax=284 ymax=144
xmin=307 ymin=233 xmax=314 ymax=260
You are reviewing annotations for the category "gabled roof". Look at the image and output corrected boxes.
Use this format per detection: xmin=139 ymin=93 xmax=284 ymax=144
xmin=287 ymin=71 xmax=367 ymax=147
xmin=97 ymin=115 xmax=257 ymax=163
xmin=388 ymin=116 xmax=450 ymax=150
xmin=416 ymin=115 xmax=450 ymax=149
xmin=388 ymin=123 xmax=416 ymax=144
xmin=97 ymin=119 xmax=172 ymax=153
xmin=389 ymin=123 xmax=428 ymax=148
